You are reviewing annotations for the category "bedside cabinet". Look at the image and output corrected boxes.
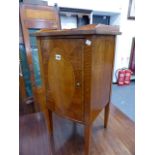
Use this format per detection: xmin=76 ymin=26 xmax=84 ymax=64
xmin=34 ymin=24 xmax=120 ymax=155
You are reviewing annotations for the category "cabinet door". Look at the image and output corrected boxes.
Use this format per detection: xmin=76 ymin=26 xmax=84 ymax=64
xmin=41 ymin=38 xmax=84 ymax=122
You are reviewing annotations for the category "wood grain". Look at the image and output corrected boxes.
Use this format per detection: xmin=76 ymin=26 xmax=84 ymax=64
xmin=33 ymin=24 xmax=121 ymax=37
xmin=19 ymin=3 xmax=61 ymax=114
xmin=25 ymin=9 xmax=57 ymax=20
xmin=19 ymin=104 xmax=135 ymax=155
xmin=90 ymin=36 xmax=115 ymax=123
xmin=19 ymin=112 xmax=52 ymax=155
xmin=36 ymin=25 xmax=120 ymax=154
xmin=40 ymin=38 xmax=84 ymax=122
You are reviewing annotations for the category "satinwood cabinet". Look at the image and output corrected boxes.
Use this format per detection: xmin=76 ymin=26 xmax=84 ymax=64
xmin=34 ymin=24 xmax=120 ymax=155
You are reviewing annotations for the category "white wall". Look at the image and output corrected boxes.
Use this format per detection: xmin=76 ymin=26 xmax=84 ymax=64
xmin=47 ymin=0 xmax=135 ymax=82
xmin=112 ymin=0 xmax=135 ymax=82
xmin=47 ymin=0 xmax=122 ymax=13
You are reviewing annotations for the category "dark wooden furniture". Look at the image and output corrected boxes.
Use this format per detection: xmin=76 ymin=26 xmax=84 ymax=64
xmin=34 ymin=24 xmax=120 ymax=155
xmin=19 ymin=73 xmax=27 ymax=105
xmin=129 ymin=37 xmax=135 ymax=74
xmin=19 ymin=3 xmax=61 ymax=113
xmin=19 ymin=51 xmax=35 ymax=115
xmin=19 ymin=74 xmax=35 ymax=115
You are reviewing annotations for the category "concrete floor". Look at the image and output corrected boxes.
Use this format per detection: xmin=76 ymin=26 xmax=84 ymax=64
xmin=111 ymin=81 xmax=135 ymax=121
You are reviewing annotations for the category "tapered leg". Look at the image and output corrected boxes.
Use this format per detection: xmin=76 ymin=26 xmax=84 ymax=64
xmin=104 ymin=103 xmax=110 ymax=128
xmin=84 ymin=124 xmax=91 ymax=155
xmin=72 ymin=122 xmax=77 ymax=134
xmin=44 ymin=109 xmax=53 ymax=135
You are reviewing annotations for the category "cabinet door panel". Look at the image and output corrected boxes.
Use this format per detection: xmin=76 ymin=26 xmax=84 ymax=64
xmin=41 ymin=39 xmax=84 ymax=122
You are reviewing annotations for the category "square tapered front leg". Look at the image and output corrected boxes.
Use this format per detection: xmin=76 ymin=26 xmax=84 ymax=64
xmin=104 ymin=103 xmax=110 ymax=128
xmin=44 ymin=109 xmax=53 ymax=135
xmin=84 ymin=124 xmax=92 ymax=155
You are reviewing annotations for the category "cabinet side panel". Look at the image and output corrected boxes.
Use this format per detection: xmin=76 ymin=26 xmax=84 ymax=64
xmin=90 ymin=36 xmax=115 ymax=122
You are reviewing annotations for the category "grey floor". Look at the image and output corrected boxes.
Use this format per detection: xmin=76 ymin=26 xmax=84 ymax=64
xmin=111 ymin=81 xmax=135 ymax=121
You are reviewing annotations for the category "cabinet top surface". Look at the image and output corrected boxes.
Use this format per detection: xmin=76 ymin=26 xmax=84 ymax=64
xmin=33 ymin=24 xmax=121 ymax=37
